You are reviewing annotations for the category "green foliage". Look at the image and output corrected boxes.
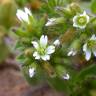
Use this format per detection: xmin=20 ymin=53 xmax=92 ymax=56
xmin=11 ymin=0 xmax=96 ymax=96
xmin=91 ymin=0 xmax=96 ymax=14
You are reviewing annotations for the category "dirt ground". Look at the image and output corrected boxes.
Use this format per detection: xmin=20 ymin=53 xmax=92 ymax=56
xmin=0 ymin=59 xmax=64 ymax=96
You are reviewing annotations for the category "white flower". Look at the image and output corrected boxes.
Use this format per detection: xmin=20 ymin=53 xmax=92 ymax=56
xmin=29 ymin=68 xmax=35 ymax=78
xmin=73 ymin=11 xmax=89 ymax=29
xmin=16 ymin=7 xmax=32 ymax=24
xmin=63 ymin=73 xmax=70 ymax=80
xmin=45 ymin=18 xmax=57 ymax=26
xmin=83 ymin=34 xmax=96 ymax=61
xmin=32 ymin=35 xmax=56 ymax=61
xmin=53 ymin=39 xmax=60 ymax=46
xmin=68 ymin=49 xmax=77 ymax=56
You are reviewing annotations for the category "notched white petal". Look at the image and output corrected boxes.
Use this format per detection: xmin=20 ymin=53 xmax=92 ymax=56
xmin=35 ymin=55 xmax=40 ymax=60
xmin=68 ymin=50 xmax=77 ymax=56
xmin=33 ymin=51 xmax=38 ymax=57
xmin=68 ymin=51 xmax=73 ymax=56
xmin=83 ymin=43 xmax=87 ymax=52
xmin=45 ymin=18 xmax=56 ymax=26
xmin=24 ymin=7 xmax=32 ymax=16
xmin=53 ymin=39 xmax=60 ymax=46
xmin=16 ymin=8 xmax=32 ymax=23
xmin=73 ymin=15 xmax=77 ymax=23
xmin=33 ymin=51 xmax=40 ymax=60
xmin=83 ymin=11 xmax=87 ymax=15
xmin=90 ymin=34 xmax=96 ymax=40
xmin=46 ymin=46 xmax=55 ymax=54
xmin=40 ymin=35 xmax=48 ymax=47
xmin=73 ymin=23 xmax=78 ymax=28
xmin=85 ymin=49 xmax=91 ymax=61
xmin=32 ymin=41 xmax=39 ymax=49
xmin=63 ymin=74 xmax=70 ymax=80
xmin=41 ymin=55 xmax=50 ymax=61
xmin=16 ymin=10 xmax=26 ymax=21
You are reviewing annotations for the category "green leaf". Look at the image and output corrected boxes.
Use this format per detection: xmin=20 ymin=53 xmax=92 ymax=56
xmin=91 ymin=0 xmax=96 ymax=14
xmin=47 ymin=77 xmax=70 ymax=93
xmin=75 ymin=64 xmax=96 ymax=82
xmin=16 ymin=53 xmax=26 ymax=64
xmin=22 ymin=65 xmax=46 ymax=86
xmin=15 ymin=28 xmax=29 ymax=37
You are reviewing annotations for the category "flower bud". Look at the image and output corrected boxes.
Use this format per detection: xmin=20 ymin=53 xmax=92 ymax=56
xmin=45 ymin=17 xmax=65 ymax=26
xmin=24 ymin=48 xmax=33 ymax=56
xmin=69 ymin=3 xmax=81 ymax=15
xmin=43 ymin=61 xmax=56 ymax=78
xmin=68 ymin=39 xmax=81 ymax=56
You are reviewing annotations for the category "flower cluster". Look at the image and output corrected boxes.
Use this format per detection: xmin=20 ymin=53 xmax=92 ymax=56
xmin=15 ymin=7 xmax=95 ymax=80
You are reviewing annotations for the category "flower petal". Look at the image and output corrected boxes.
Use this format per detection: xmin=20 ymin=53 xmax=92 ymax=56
xmin=73 ymin=15 xmax=78 ymax=23
xmin=83 ymin=11 xmax=86 ymax=15
xmin=92 ymin=50 xmax=96 ymax=57
xmin=67 ymin=50 xmax=73 ymax=56
xmin=83 ymin=43 xmax=87 ymax=52
xmin=46 ymin=45 xmax=55 ymax=54
xmin=40 ymin=35 xmax=48 ymax=47
xmin=45 ymin=18 xmax=56 ymax=26
xmin=33 ymin=51 xmax=38 ymax=57
xmin=41 ymin=55 xmax=50 ymax=61
xmin=53 ymin=39 xmax=60 ymax=46
xmin=78 ymin=25 xmax=86 ymax=29
xmin=85 ymin=49 xmax=91 ymax=61
xmin=29 ymin=68 xmax=35 ymax=78
xmin=73 ymin=23 xmax=78 ymax=28
xmin=16 ymin=10 xmax=25 ymax=21
xmin=68 ymin=50 xmax=77 ymax=56
xmin=33 ymin=52 xmax=40 ymax=59
xmin=82 ymin=11 xmax=90 ymax=23
xmin=16 ymin=9 xmax=29 ymax=22
xmin=63 ymin=74 xmax=70 ymax=80
xmin=86 ymin=15 xmax=90 ymax=23
xmin=24 ymin=7 xmax=32 ymax=16
xmin=35 ymin=55 xmax=40 ymax=60
xmin=90 ymin=34 xmax=96 ymax=40
xmin=32 ymin=41 xmax=39 ymax=49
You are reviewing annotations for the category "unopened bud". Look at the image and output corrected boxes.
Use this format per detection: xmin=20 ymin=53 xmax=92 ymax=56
xmin=24 ymin=48 xmax=33 ymax=56
xmin=69 ymin=3 xmax=81 ymax=15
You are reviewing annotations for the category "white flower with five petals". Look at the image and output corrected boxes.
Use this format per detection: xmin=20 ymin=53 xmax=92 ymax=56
xmin=73 ymin=11 xmax=89 ymax=29
xmin=16 ymin=7 xmax=32 ymax=24
xmin=32 ymin=35 xmax=56 ymax=61
xmin=83 ymin=34 xmax=96 ymax=61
